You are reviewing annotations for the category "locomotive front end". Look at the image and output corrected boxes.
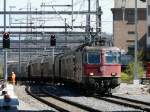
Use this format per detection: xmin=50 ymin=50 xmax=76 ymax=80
xmin=83 ymin=47 xmax=121 ymax=94
xmin=83 ymin=47 xmax=121 ymax=77
xmin=101 ymin=50 xmax=121 ymax=77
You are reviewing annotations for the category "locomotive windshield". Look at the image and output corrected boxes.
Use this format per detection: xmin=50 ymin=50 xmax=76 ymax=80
xmin=105 ymin=51 xmax=120 ymax=64
xmin=85 ymin=52 xmax=100 ymax=64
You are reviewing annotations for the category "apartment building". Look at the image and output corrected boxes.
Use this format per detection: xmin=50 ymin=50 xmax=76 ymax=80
xmin=111 ymin=0 xmax=147 ymax=55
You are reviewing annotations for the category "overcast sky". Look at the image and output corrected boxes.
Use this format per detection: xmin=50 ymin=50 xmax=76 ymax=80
xmin=0 ymin=0 xmax=114 ymax=34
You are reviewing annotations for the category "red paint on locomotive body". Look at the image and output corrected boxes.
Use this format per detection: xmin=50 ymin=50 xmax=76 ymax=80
xmin=84 ymin=64 xmax=121 ymax=77
xmin=99 ymin=64 xmax=121 ymax=77
xmin=83 ymin=46 xmax=121 ymax=78
xmin=84 ymin=64 xmax=102 ymax=76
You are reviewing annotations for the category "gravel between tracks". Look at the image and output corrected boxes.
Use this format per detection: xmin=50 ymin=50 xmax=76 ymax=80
xmin=44 ymin=85 xmax=141 ymax=112
xmin=14 ymin=83 xmax=150 ymax=112
xmin=14 ymin=84 xmax=58 ymax=112
xmin=113 ymin=83 xmax=150 ymax=103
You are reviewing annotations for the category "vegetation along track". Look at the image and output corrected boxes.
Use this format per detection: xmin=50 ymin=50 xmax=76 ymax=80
xmin=94 ymin=94 xmax=150 ymax=111
xmin=25 ymin=85 xmax=102 ymax=112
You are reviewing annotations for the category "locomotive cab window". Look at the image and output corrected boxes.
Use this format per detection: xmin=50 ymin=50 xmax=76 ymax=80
xmin=84 ymin=52 xmax=100 ymax=64
xmin=105 ymin=51 xmax=120 ymax=64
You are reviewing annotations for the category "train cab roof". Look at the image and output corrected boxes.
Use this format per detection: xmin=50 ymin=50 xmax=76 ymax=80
xmin=83 ymin=46 xmax=120 ymax=52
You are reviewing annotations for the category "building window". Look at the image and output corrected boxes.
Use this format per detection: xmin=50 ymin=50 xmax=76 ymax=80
xmin=128 ymin=45 xmax=134 ymax=55
xmin=128 ymin=31 xmax=135 ymax=34
xmin=149 ymin=26 xmax=150 ymax=37
xmin=148 ymin=5 xmax=150 ymax=15
xmin=126 ymin=10 xmax=134 ymax=24
xmin=114 ymin=12 xmax=123 ymax=20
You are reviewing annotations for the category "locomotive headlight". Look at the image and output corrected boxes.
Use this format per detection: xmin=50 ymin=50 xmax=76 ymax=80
xmin=89 ymin=72 xmax=94 ymax=76
xmin=111 ymin=72 xmax=117 ymax=76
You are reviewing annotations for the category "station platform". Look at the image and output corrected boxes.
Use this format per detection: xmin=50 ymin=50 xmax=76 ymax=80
xmin=0 ymin=83 xmax=19 ymax=107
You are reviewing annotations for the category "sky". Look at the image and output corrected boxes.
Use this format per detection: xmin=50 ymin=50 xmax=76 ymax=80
xmin=0 ymin=0 xmax=114 ymax=34
xmin=101 ymin=0 xmax=114 ymax=34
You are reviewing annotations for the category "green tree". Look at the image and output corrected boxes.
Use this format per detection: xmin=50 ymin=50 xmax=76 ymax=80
xmin=121 ymin=72 xmax=130 ymax=83
xmin=126 ymin=61 xmax=143 ymax=77
xmin=138 ymin=49 xmax=145 ymax=61
xmin=121 ymin=61 xmax=144 ymax=83
xmin=121 ymin=50 xmax=145 ymax=83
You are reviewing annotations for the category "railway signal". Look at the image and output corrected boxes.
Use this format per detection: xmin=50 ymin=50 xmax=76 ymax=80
xmin=3 ymin=32 xmax=10 ymax=48
xmin=50 ymin=34 xmax=56 ymax=46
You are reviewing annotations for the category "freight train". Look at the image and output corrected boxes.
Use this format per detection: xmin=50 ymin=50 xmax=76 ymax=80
xmin=7 ymin=45 xmax=121 ymax=94
xmin=27 ymin=45 xmax=121 ymax=94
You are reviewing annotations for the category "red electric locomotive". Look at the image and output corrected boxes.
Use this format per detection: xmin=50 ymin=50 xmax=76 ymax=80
xmin=56 ymin=46 xmax=121 ymax=94
xmin=27 ymin=45 xmax=121 ymax=94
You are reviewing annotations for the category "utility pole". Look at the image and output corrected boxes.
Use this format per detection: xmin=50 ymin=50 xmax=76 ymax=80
xmin=19 ymin=24 xmax=21 ymax=80
xmin=85 ymin=0 xmax=91 ymax=44
xmin=88 ymin=0 xmax=91 ymax=43
xmin=4 ymin=0 xmax=8 ymax=82
xmin=96 ymin=0 xmax=102 ymax=46
xmin=134 ymin=0 xmax=139 ymax=84
xmin=65 ymin=18 xmax=67 ymax=47
xmin=72 ymin=0 xmax=74 ymax=30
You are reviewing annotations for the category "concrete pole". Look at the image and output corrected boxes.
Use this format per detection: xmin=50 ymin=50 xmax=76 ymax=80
xmin=4 ymin=0 xmax=8 ymax=82
xmin=52 ymin=47 xmax=54 ymax=65
xmin=72 ymin=0 xmax=74 ymax=30
xmin=134 ymin=0 xmax=139 ymax=84
xmin=96 ymin=0 xmax=102 ymax=45
xmin=88 ymin=0 xmax=91 ymax=43
xmin=19 ymin=25 xmax=21 ymax=80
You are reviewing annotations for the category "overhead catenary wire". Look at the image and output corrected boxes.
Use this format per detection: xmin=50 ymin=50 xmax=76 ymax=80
xmin=51 ymin=4 xmax=72 ymax=29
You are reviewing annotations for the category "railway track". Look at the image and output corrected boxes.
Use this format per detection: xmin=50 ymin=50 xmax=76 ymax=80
xmin=26 ymin=85 xmax=102 ymax=112
xmin=94 ymin=94 xmax=150 ymax=111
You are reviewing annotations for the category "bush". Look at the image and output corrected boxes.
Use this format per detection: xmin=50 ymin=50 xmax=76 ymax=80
xmin=121 ymin=72 xmax=130 ymax=83
xmin=122 ymin=61 xmax=144 ymax=83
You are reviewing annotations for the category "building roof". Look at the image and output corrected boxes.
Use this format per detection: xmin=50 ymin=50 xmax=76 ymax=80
xmin=114 ymin=0 xmax=146 ymax=8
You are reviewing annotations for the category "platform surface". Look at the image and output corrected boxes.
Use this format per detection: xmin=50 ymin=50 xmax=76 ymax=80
xmin=0 ymin=84 xmax=19 ymax=107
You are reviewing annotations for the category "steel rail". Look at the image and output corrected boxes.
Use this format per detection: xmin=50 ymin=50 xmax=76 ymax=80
xmin=25 ymin=86 xmax=68 ymax=112
xmin=26 ymin=85 xmax=102 ymax=112
xmin=94 ymin=95 xmax=150 ymax=111
xmin=111 ymin=95 xmax=150 ymax=106
xmin=42 ymin=88 xmax=102 ymax=112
